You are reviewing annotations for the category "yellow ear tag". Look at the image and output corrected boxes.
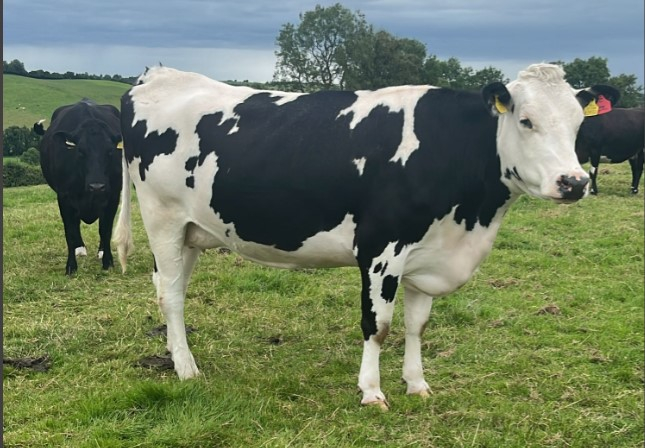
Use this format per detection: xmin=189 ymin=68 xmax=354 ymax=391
xmin=494 ymin=96 xmax=508 ymax=114
xmin=117 ymin=142 xmax=124 ymax=150
xmin=583 ymin=99 xmax=599 ymax=117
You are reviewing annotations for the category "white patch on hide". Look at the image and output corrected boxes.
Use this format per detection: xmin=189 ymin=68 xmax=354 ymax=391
xmin=353 ymin=157 xmax=366 ymax=176
xmin=336 ymin=86 xmax=434 ymax=166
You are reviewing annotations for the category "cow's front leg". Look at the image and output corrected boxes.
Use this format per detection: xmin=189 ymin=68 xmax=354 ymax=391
xmin=588 ymin=153 xmax=601 ymax=195
xmin=98 ymin=194 xmax=120 ymax=269
xmin=57 ymin=196 xmax=82 ymax=275
xmin=357 ymin=250 xmax=403 ymax=409
xmin=628 ymin=150 xmax=644 ymax=194
xmin=402 ymin=286 xmax=433 ymax=397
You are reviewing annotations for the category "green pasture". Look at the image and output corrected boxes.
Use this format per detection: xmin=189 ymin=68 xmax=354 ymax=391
xmin=3 ymin=164 xmax=643 ymax=447
xmin=3 ymin=75 xmax=130 ymax=130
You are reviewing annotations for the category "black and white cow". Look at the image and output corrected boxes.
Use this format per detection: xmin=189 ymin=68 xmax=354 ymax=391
xmin=114 ymin=64 xmax=595 ymax=408
xmin=576 ymin=105 xmax=644 ymax=195
xmin=35 ymin=99 xmax=122 ymax=275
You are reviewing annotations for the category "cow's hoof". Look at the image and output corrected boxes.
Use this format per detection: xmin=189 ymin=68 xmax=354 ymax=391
xmin=360 ymin=391 xmax=389 ymax=410
xmin=631 ymin=188 xmax=639 ymax=195
xmin=405 ymin=379 xmax=431 ymax=397
xmin=590 ymin=190 xmax=598 ymax=195
xmin=362 ymin=399 xmax=389 ymax=411
xmin=173 ymin=352 xmax=200 ymax=380
xmin=413 ymin=389 xmax=430 ymax=399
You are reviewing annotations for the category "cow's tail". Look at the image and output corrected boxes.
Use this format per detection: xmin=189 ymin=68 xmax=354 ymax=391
xmin=112 ymin=152 xmax=135 ymax=273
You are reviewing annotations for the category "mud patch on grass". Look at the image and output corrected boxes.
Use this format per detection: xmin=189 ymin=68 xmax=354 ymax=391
xmin=135 ymin=354 xmax=175 ymax=370
xmin=3 ymin=355 xmax=51 ymax=372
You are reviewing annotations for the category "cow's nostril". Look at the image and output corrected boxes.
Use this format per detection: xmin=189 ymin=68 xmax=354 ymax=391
xmin=557 ymin=175 xmax=589 ymax=200
xmin=89 ymin=183 xmax=106 ymax=192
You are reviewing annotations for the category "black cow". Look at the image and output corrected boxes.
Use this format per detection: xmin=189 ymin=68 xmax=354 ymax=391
xmin=35 ymin=99 xmax=122 ymax=275
xmin=113 ymin=64 xmax=596 ymax=408
xmin=576 ymin=106 xmax=645 ymax=194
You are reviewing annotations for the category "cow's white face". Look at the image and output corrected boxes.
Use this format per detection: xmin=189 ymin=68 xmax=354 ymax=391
xmin=485 ymin=64 xmax=590 ymax=203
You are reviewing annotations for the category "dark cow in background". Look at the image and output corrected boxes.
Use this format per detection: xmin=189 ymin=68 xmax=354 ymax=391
xmin=34 ymin=99 xmax=122 ymax=275
xmin=575 ymin=86 xmax=644 ymax=194
xmin=114 ymin=64 xmax=595 ymax=409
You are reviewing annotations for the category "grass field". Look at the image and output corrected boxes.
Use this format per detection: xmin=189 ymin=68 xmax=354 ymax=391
xmin=2 ymin=74 xmax=130 ymax=130
xmin=3 ymin=163 xmax=644 ymax=447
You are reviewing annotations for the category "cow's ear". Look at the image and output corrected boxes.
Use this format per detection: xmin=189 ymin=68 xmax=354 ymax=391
xmin=33 ymin=119 xmax=46 ymax=136
xmin=590 ymin=84 xmax=620 ymax=106
xmin=482 ymin=82 xmax=512 ymax=117
xmin=54 ymin=131 xmax=77 ymax=149
xmin=111 ymin=134 xmax=123 ymax=150
xmin=576 ymin=90 xmax=597 ymax=115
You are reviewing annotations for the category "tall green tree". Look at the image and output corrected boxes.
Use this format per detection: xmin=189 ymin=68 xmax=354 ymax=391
xmin=561 ymin=56 xmax=611 ymax=88
xmin=274 ymin=3 xmax=370 ymax=91
xmin=345 ymin=31 xmax=427 ymax=89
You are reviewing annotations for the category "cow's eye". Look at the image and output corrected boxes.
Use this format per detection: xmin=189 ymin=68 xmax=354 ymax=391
xmin=520 ymin=118 xmax=533 ymax=129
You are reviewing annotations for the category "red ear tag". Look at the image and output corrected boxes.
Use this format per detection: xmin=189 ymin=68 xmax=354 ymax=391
xmin=596 ymin=95 xmax=612 ymax=114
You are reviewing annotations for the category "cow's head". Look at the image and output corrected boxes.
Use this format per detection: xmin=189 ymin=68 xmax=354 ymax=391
xmin=55 ymin=119 xmax=122 ymax=194
xmin=482 ymin=63 xmax=595 ymax=203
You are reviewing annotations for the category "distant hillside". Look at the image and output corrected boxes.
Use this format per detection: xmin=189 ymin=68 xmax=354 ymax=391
xmin=3 ymin=75 xmax=131 ymax=130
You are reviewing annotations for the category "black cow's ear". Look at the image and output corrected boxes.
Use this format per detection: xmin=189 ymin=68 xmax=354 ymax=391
xmin=576 ymin=90 xmax=596 ymax=111
xmin=590 ymin=84 xmax=620 ymax=106
xmin=33 ymin=119 xmax=46 ymax=136
xmin=112 ymin=134 xmax=123 ymax=150
xmin=482 ymin=82 xmax=512 ymax=117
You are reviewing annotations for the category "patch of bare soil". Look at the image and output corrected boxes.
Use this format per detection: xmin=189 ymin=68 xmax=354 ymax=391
xmin=135 ymin=354 xmax=175 ymax=370
xmin=3 ymin=355 xmax=52 ymax=372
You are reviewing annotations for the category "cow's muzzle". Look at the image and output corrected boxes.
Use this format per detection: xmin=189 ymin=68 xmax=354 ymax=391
xmin=557 ymin=174 xmax=589 ymax=201
xmin=88 ymin=183 xmax=107 ymax=193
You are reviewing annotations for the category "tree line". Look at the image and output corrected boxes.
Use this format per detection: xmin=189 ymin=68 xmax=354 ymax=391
xmin=3 ymin=59 xmax=138 ymax=85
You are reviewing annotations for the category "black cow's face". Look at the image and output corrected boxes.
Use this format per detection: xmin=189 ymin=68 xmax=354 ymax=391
xmin=55 ymin=123 xmax=122 ymax=194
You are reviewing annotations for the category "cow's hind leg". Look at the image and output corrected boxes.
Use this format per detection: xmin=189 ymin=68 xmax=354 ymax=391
xmin=402 ymin=286 xmax=433 ymax=397
xmin=161 ymin=246 xmax=201 ymax=355
xmin=628 ymin=150 xmax=644 ymax=194
xmin=149 ymin=230 xmax=199 ymax=379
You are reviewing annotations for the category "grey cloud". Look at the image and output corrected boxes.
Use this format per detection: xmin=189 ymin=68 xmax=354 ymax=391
xmin=3 ymin=0 xmax=643 ymax=83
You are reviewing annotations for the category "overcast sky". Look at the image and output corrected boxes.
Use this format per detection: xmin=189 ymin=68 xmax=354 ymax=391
xmin=4 ymin=0 xmax=644 ymax=85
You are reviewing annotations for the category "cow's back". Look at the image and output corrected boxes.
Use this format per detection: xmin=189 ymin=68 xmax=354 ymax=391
xmin=576 ymin=108 xmax=645 ymax=163
xmin=121 ymin=68 xmax=504 ymax=266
